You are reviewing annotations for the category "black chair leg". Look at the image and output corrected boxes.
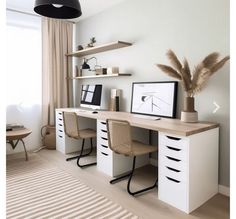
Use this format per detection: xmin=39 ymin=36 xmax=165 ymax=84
xmin=127 ymin=156 xmax=158 ymax=196
xmin=66 ymin=138 xmax=95 ymax=162
xmin=110 ymin=172 xmax=131 ymax=184
xmin=110 ymin=156 xmax=158 ymax=196
xmin=77 ymin=138 xmax=97 ymax=168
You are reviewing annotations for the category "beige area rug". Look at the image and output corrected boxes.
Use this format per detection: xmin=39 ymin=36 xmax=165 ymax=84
xmin=6 ymin=155 xmax=138 ymax=219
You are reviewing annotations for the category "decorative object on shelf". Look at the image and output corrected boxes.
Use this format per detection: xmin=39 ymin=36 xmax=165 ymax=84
xmin=77 ymin=45 xmax=84 ymax=51
xmin=157 ymin=50 xmax=230 ymax=123
xmin=34 ymin=0 xmax=82 ymax=19
xmin=107 ymin=67 xmax=119 ymax=75
xmin=81 ymin=57 xmax=101 ymax=71
xmin=95 ymin=68 xmax=107 ymax=75
xmin=74 ymin=65 xmax=79 ymax=77
xmin=87 ymin=37 xmax=96 ymax=48
xmin=109 ymin=89 xmax=121 ymax=111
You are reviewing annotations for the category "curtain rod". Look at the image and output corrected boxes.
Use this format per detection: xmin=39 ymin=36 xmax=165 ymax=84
xmin=6 ymin=8 xmax=76 ymax=24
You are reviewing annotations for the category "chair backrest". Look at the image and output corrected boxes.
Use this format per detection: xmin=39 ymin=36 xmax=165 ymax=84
xmin=63 ymin=112 xmax=80 ymax=138
xmin=106 ymin=119 xmax=133 ymax=155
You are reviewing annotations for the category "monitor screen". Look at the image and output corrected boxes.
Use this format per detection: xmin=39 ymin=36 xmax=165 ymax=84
xmin=80 ymin=84 xmax=102 ymax=110
xmin=131 ymin=81 xmax=178 ymax=118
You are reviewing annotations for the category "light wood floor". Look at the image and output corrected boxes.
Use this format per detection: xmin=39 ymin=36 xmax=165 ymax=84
xmin=7 ymin=150 xmax=229 ymax=219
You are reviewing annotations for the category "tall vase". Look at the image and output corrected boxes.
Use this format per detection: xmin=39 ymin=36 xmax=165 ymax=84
xmin=181 ymin=97 xmax=198 ymax=123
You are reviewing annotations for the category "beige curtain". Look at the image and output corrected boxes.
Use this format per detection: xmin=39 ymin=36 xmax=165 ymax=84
xmin=42 ymin=18 xmax=73 ymax=126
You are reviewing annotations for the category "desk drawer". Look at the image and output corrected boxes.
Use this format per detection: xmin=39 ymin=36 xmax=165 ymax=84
xmin=159 ymin=144 xmax=187 ymax=161
xmin=159 ymin=174 xmax=187 ymax=212
xmin=98 ymin=128 xmax=108 ymax=139
xmin=159 ymin=152 xmax=187 ymax=172
xmin=97 ymin=143 xmax=112 ymax=155
xmin=159 ymin=164 xmax=187 ymax=182
xmin=56 ymin=111 xmax=63 ymax=120
xmin=97 ymin=120 xmax=107 ymax=131
xmin=56 ymin=129 xmax=65 ymax=138
xmin=98 ymin=136 xmax=109 ymax=147
xmin=97 ymin=150 xmax=112 ymax=176
xmin=159 ymin=133 xmax=188 ymax=149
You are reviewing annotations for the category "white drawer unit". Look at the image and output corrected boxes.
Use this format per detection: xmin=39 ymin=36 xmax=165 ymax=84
xmin=55 ymin=109 xmax=85 ymax=154
xmin=97 ymin=120 xmax=149 ymax=177
xmin=158 ymin=128 xmax=219 ymax=213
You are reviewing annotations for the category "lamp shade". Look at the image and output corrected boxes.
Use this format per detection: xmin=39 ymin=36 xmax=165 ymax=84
xmin=34 ymin=0 xmax=82 ymax=19
xmin=81 ymin=62 xmax=90 ymax=70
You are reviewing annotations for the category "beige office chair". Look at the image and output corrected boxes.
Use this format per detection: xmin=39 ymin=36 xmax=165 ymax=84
xmin=63 ymin=112 xmax=96 ymax=168
xmin=106 ymin=119 xmax=158 ymax=196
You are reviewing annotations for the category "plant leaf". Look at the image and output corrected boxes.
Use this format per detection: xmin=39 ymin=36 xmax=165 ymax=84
xmin=191 ymin=63 xmax=204 ymax=90
xmin=183 ymin=58 xmax=191 ymax=79
xmin=156 ymin=64 xmax=182 ymax=80
xmin=202 ymin=52 xmax=219 ymax=68
xmin=210 ymin=56 xmax=230 ymax=75
xmin=193 ymin=69 xmax=211 ymax=93
xmin=180 ymin=68 xmax=191 ymax=91
xmin=166 ymin=50 xmax=182 ymax=72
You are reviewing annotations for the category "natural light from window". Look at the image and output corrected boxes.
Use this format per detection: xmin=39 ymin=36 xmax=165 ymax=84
xmin=6 ymin=13 xmax=41 ymax=107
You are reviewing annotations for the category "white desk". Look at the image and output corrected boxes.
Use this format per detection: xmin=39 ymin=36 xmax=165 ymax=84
xmin=55 ymin=108 xmax=219 ymax=214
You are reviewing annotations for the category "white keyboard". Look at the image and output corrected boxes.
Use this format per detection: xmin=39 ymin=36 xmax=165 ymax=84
xmin=132 ymin=114 xmax=161 ymax=120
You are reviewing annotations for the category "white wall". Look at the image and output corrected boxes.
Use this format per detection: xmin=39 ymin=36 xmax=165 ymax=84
xmin=75 ymin=0 xmax=230 ymax=186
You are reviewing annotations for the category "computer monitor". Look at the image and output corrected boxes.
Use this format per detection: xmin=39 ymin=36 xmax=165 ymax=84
xmin=80 ymin=84 xmax=102 ymax=110
xmin=131 ymin=81 xmax=178 ymax=118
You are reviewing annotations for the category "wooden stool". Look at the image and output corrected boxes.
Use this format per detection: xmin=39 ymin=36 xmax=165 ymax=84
xmin=6 ymin=128 xmax=32 ymax=161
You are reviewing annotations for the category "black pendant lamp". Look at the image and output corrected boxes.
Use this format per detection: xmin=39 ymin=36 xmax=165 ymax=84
xmin=34 ymin=0 xmax=82 ymax=19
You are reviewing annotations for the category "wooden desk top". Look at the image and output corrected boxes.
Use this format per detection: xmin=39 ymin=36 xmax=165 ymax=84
xmin=6 ymin=128 xmax=32 ymax=141
xmin=57 ymin=109 xmax=219 ymax=136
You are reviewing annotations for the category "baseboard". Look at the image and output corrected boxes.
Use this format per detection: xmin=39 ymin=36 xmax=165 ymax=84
xmin=150 ymin=158 xmax=158 ymax=167
xmin=218 ymin=185 xmax=230 ymax=197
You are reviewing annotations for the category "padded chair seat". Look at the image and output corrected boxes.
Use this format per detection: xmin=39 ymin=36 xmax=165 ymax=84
xmin=69 ymin=128 xmax=96 ymax=139
xmin=114 ymin=140 xmax=157 ymax=156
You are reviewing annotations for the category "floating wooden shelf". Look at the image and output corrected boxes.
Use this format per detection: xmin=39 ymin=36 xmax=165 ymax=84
xmin=66 ymin=41 xmax=132 ymax=57
xmin=69 ymin=73 xmax=131 ymax=80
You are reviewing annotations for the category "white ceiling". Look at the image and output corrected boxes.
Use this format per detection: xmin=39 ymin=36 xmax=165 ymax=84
xmin=6 ymin=0 xmax=128 ymax=22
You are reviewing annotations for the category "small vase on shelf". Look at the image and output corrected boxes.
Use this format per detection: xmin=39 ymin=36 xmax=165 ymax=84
xmin=181 ymin=97 xmax=198 ymax=123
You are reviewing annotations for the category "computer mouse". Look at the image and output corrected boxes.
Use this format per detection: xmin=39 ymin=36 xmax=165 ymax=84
xmin=92 ymin=111 xmax=98 ymax=114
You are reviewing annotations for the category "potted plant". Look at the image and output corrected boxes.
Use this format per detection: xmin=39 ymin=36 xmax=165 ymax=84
xmin=157 ymin=50 xmax=229 ymax=122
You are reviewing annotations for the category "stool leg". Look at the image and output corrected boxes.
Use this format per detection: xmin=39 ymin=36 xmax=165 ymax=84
xmin=20 ymin=139 xmax=28 ymax=161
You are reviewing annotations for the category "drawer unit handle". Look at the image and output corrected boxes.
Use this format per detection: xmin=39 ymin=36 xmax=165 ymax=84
xmin=101 ymin=144 xmax=108 ymax=148
xmin=58 ymin=135 xmax=63 ymax=138
xmin=166 ymin=135 xmax=181 ymax=141
xmin=59 ymin=118 xmax=62 ymax=121
xmin=58 ymin=112 xmax=62 ymax=115
xmin=166 ymin=156 xmax=181 ymax=162
xmin=59 ymin=124 xmax=63 ymax=126
xmin=166 ymin=166 xmax=181 ymax=172
xmin=166 ymin=176 xmax=180 ymax=183
xmin=166 ymin=146 xmax=181 ymax=151
xmin=59 ymin=130 xmax=63 ymax=132
xmin=101 ymin=122 xmax=106 ymax=125
xmin=101 ymin=152 xmax=108 ymax=156
xmin=101 ymin=137 xmax=108 ymax=141
xmin=101 ymin=129 xmax=107 ymax=133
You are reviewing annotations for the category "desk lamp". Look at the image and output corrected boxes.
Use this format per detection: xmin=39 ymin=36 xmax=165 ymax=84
xmin=81 ymin=57 xmax=101 ymax=71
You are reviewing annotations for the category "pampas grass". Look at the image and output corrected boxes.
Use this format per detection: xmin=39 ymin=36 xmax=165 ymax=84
xmin=156 ymin=50 xmax=230 ymax=97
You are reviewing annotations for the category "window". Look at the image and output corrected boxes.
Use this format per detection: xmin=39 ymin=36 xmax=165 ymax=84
xmin=6 ymin=11 xmax=42 ymax=153
xmin=6 ymin=11 xmax=42 ymax=107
